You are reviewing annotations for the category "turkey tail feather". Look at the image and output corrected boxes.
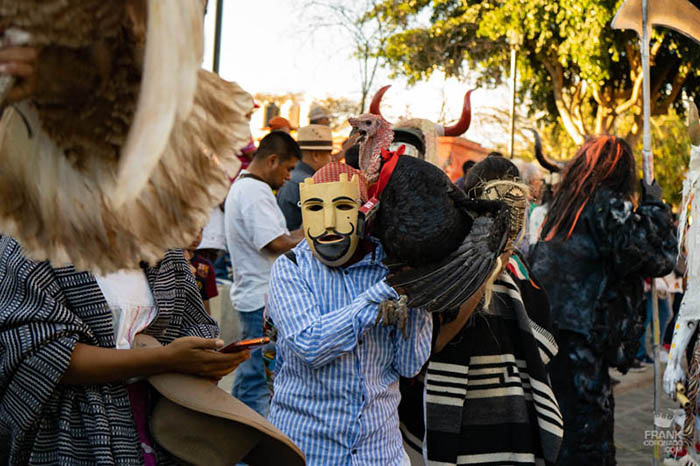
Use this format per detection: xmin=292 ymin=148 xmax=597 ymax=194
xmin=386 ymin=215 xmax=508 ymax=313
xmin=386 ymin=231 xmax=483 ymax=288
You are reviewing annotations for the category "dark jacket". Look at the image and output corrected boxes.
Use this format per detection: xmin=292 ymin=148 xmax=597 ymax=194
xmin=277 ymin=161 xmax=315 ymax=231
xmin=529 ymin=188 xmax=676 ymax=370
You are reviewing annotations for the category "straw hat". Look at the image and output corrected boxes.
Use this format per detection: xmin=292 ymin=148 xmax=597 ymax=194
xmin=133 ymin=334 xmax=305 ymax=466
xmin=308 ymin=105 xmax=331 ymax=123
xmin=296 ymin=124 xmax=333 ymax=151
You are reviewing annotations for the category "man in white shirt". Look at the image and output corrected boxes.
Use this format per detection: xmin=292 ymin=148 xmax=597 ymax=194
xmin=224 ymin=131 xmax=304 ymax=416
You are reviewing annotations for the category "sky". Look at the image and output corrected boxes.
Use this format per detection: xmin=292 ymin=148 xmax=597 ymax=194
xmin=201 ymin=1 xmax=512 ymax=147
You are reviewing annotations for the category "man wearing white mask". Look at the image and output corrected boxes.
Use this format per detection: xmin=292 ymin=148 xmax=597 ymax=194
xmin=267 ymin=162 xmax=432 ymax=466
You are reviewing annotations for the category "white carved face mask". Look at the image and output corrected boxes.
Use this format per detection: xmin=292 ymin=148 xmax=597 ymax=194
xmin=300 ymin=173 xmax=362 ymax=267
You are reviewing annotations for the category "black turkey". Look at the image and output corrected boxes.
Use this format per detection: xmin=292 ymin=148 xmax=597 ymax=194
xmin=349 ymin=112 xmax=510 ymax=315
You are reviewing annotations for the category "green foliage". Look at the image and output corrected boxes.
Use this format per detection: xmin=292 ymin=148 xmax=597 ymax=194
xmin=363 ymin=0 xmax=698 ymax=205
xmin=646 ymin=110 xmax=690 ymax=206
xmin=363 ymin=0 xmax=700 ymax=136
xmin=532 ymin=119 xmax=580 ymax=160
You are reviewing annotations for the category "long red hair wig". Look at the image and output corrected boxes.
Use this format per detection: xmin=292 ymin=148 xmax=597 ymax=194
xmin=541 ymin=136 xmax=636 ymax=241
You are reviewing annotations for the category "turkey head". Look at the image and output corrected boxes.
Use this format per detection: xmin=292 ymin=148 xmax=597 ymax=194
xmin=348 ymin=114 xmax=393 ymax=183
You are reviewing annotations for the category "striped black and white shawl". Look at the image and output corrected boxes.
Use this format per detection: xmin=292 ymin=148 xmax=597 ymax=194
xmin=401 ymin=253 xmax=563 ymax=466
xmin=0 ymin=236 xmax=218 ymax=465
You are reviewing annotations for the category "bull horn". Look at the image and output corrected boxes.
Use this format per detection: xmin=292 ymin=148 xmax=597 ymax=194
xmin=443 ymin=89 xmax=475 ymax=137
xmin=689 ymin=101 xmax=700 ymax=146
xmin=369 ymin=85 xmax=391 ymax=117
xmin=524 ymin=128 xmax=562 ymax=173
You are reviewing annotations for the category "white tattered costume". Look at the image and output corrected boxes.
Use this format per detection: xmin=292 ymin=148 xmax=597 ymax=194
xmin=0 ymin=0 xmax=252 ymax=273
xmin=664 ymin=105 xmax=700 ymax=454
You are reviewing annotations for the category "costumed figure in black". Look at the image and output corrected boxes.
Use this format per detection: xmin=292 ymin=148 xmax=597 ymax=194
xmin=529 ymin=135 xmax=677 ymax=465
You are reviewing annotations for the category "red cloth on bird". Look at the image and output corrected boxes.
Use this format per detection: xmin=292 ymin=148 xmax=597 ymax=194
xmin=368 ymin=145 xmax=405 ymax=199
xmin=311 ymin=162 xmax=369 ymax=203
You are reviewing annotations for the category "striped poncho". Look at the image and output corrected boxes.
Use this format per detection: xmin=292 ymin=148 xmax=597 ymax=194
xmin=400 ymin=252 xmax=563 ymax=465
xmin=0 ymin=236 xmax=218 ymax=465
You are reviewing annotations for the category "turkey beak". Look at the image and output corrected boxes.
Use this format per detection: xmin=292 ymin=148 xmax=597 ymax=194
xmin=349 ymin=127 xmax=366 ymax=144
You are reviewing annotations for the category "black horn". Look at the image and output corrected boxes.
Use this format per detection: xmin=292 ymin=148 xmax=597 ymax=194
xmin=525 ymin=128 xmax=562 ymax=173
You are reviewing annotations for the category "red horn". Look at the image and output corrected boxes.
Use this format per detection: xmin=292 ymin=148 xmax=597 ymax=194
xmin=443 ymin=89 xmax=475 ymax=137
xmin=369 ymin=85 xmax=391 ymax=117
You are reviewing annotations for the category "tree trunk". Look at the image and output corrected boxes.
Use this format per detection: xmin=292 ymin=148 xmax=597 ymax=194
xmin=625 ymin=111 xmax=643 ymax=148
xmin=542 ymin=58 xmax=586 ymax=145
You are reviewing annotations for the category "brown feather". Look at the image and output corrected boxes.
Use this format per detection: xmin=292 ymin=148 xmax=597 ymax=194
xmin=0 ymin=1 xmax=247 ymax=272
xmin=0 ymin=70 xmax=252 ymax=273
xmin=0 ymin=1 xmax=124 ymax=48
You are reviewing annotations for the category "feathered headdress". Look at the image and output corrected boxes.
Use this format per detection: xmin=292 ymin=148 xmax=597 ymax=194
xmin=0 ymin=0 xmax=253 ymax=272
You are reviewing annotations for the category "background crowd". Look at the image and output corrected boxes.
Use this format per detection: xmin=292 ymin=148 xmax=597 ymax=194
xmin=185 ymin=102 xmax=680 ymax=465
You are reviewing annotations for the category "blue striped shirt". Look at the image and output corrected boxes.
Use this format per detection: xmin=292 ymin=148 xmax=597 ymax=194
xmin=268 ymin=240 xmax=432 ymax=466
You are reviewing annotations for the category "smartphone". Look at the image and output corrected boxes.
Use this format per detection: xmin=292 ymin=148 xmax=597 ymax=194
xmin=218 ymin=337 xmax=270 ymax=353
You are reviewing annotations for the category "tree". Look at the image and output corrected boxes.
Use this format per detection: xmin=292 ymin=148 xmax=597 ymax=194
xmin=475 ymin=105 xmax=575 ymax=160
xmin=300 ymin=0 xmax=388 ymax=112
xmin=477 ymin=103 xmax=691 ymax=205
xmin=641 ymin=109 xmax=690 ymax=206
xmin=363 ymin=0 xmax=700 ymax=147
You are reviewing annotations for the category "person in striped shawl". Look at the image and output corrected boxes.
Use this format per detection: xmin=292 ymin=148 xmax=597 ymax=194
xmin=399 ymin=156 xmax=563 ymax=465
xmin=0 ymin=34 xmax=252 ymax=464
xmin=0 ymin=236 xmax=251 ymax=465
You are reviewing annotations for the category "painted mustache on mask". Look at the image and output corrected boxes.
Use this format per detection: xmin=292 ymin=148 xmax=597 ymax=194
xmin=307 ymin=223 xmax=355 ymax=262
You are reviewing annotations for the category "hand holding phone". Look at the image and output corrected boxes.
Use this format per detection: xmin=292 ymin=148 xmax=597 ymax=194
xmin=159 ymin=336 xmax=251 ymax=379
xmin=218 ymin=337 xmax=270 ymax=354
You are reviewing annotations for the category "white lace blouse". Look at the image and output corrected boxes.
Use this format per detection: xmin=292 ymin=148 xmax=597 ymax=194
xmin=95 ymin=270 xmax=158 ymax=349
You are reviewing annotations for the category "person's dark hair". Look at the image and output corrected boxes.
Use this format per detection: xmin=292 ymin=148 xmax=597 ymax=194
xmin=487 ymin=151 xmax=504 ymax=158
xmin=253 ymin=131 xmax=301 ymax=161
xmin=541 ymin=135 xmax=636 ymax=241
xmin=462 ymin=160 xmax=476 ymax=176
xmin=344 ymin=145 xmax=360 ymax=169
xmin=463 ymin=156 xmax=520 ymax=198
